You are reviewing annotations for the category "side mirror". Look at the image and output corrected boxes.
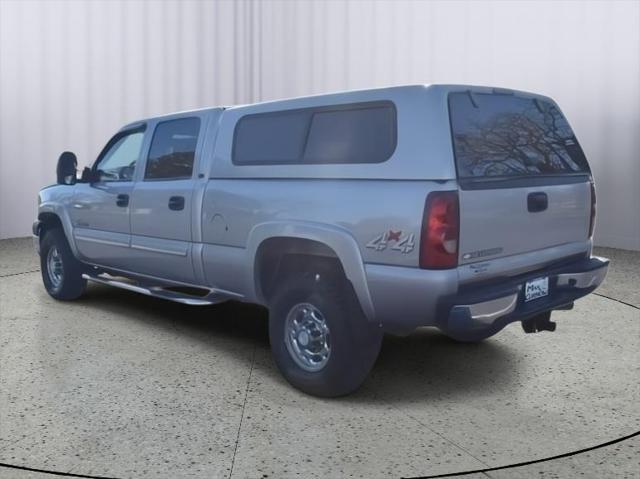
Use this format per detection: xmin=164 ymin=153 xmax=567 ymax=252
xmin=81 ymin=166 xmax=97 ymax=183
xmin=56 ymin=151 xmax=77 ymax=185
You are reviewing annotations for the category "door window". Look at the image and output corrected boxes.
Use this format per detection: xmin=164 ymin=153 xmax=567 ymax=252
xmin=95 ymin=131 xmax=145 ymax=182
xmin=144 ymin=117 xmax=201 ymax=180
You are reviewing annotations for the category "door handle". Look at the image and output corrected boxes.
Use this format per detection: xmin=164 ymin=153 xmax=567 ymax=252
xmin=116 ymin=194 xmax=129 ymax=207
xmin=527 ymin=192 xmax=548 ymax=213
xmin=168 ymin=196 xmax=185 ymax=211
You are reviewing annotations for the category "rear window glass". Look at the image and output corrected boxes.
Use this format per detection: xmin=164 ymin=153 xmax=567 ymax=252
xmin=232 ymin=101 xmax=396 ymax=165
xmin=145 ymin=117 xmax=201 ymax=180
xmin=448 ymin=92 xmax=589 ymax=178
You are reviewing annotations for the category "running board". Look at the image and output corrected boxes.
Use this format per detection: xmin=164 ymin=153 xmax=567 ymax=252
xmin=82 ymin=273 xmax=230 ymax=306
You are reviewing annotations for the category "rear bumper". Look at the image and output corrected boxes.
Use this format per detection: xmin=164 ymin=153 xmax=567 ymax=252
xmin=366 ymin=255 xmax=608 ymax=336
xmin=443 ymin=256 xmax=609 ymax=338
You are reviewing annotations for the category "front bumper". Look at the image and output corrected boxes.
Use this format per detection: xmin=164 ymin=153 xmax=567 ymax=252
xmin=444 ymin=255 xmax=609 ymax=338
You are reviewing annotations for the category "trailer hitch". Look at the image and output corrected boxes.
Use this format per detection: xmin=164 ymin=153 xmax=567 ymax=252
xmin=522 ymin=311 xmax=556 ymax=333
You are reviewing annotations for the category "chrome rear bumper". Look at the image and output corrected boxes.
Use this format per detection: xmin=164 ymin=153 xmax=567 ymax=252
xmin=556 ymin=263 xmax=609 ymax=289
xmin=446 ymin=256 xmax=609 ymax=337
xmin=456 ymin=293 xmax=519 ymax=326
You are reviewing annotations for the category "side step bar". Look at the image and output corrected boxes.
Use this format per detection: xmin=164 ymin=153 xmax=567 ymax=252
xmin=82 ymin=273 xmax=232 ymax=306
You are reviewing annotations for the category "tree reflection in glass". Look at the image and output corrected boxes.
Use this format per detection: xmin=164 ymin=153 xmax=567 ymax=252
xmin=449 ymin=92 xmax=589 ymax=178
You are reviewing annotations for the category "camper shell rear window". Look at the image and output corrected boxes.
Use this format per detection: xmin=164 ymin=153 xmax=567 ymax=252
xmin=448 ymin=92 xmax=589 ymax=184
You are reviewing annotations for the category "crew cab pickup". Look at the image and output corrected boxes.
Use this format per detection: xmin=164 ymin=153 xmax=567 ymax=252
xmin=34 ymin=85 xmax=609 ymax=397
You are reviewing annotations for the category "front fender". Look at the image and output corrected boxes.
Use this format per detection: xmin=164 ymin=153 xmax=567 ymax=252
xmin=246 ymin=221 xmax=376 ymax=321
xmin=38 ymin=201 xmax=79 ymax=258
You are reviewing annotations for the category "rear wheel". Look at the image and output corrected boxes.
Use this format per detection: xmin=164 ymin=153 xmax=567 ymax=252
xmin=269 ymin=268 xmax=382 ymax=397
xmin=40 ymin=228 xmax=87 ymax=300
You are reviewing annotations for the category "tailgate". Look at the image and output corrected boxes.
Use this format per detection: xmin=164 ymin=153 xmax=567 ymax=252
xmin=458 ymin=181 xmax=590 ymax=264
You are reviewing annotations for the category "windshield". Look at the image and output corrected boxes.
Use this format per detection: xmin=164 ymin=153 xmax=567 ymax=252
xmin=448 ymin=91 xmax=589 ymax=179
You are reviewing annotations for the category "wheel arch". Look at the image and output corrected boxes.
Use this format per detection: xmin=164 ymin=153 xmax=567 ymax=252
xmin=247 ymin=221 xmax=375 ymax=320
xmin=37 ymin=204 xmax=79 ymax=257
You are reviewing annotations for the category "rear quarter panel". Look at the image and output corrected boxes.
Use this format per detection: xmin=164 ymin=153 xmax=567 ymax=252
xmin=201 ymin=179 xmax=457 ymax=268
xmin=198 ymin=85 xmax=458 ymax=300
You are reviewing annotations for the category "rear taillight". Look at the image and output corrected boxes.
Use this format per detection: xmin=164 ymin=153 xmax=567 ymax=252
xmin=420 ymin=191 xmax=459 ymax=269
xmin=588 ymin=181 xmax=596 ymax=237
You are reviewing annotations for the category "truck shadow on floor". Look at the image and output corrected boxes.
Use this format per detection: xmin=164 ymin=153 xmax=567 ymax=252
xmin=76 ymin=283 xmax=519 ymax=403
xmin=359 ymin=331 xmax=518 ymax=404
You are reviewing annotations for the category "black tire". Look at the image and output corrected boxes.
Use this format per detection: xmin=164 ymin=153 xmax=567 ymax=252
xmin=269 ymin=268 xmax=382 ymax=397
xmin=40 ymin=227 xmax=87 ymax=300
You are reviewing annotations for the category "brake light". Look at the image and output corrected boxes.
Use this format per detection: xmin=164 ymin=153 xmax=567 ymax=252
xmin=588 ymin=181 xmax=596 ymax=237
xmin=420 ymin=191 xmax=459 ymax=269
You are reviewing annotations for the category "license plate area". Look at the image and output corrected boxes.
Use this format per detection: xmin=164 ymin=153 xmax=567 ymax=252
xmin=524 ymin=277 xmax=549 ymax=302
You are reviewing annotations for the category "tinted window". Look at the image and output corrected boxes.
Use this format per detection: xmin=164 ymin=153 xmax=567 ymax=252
xmin=449 ymin=92 xmax=589 ymax=178
xmin=96 ymin=131 xmax=144 ymax=182
xmin=145 ymin=117 xmax=201 ymax=180
xmin=233 ymin=110 xmax=310 ymax=164
xmin=232 ymin=102 xmax=396 ymax=165
xmin=303 ymin=107 xmax=396 ymax=163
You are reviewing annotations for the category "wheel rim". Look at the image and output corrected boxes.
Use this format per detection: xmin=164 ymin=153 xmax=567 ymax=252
xmin=46 ymin=246 xmax=64 ymax=289
xmin=284 ymin=302 xmax=331 ymax=372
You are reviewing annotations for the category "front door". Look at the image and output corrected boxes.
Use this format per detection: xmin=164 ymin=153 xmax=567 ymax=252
xmin=71 ymin=127 xmax=146 ymax=270
xmin=128 ymin=116 xmax=202 ymax=284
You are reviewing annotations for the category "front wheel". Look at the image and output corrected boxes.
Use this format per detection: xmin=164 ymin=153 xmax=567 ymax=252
xmin=40 ymin=228 xmax=87 ymax=300
xmin=269 ymin=270 xmax=382 ymax=397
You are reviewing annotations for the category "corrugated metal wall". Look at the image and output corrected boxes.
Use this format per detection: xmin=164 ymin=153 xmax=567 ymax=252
xmin=1 ymin=0 xmax=639 ymax=249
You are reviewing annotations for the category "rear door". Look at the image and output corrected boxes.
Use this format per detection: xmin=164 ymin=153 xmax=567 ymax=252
xmin=128 ymin=115 xmax=203 ymax=284
xmin=448 ymin=91 xmax=592 ymax=270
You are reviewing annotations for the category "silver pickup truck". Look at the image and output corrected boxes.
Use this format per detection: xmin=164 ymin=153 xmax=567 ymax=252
xmin=34 ymin=85 xmax=609 ymax=397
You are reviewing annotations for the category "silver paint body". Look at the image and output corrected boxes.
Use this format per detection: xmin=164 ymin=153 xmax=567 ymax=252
xmin=36 ymin=84 xmax=600 ymax=334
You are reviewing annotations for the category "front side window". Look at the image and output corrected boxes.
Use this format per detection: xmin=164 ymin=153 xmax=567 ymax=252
xmin=95 ymin=131 xmax=145 ymax=182
xmin=232 ymin=101 xmax=397 ymax=165
xmin=145 ymin=117 xmax=201 ymax=180
xmin=449 ymin=92 xmax=589 ymax=179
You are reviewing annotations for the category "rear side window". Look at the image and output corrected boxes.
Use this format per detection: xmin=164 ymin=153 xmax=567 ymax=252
xmin=448 ymin=92 xmax=589 ymax=179
xmin=232 ymin=101 xmax=396 ymax=165
xmin=145 ymin=117 xmax=201 ymax=180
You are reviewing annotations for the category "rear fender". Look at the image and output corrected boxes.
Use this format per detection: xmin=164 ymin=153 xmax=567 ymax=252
xmin=246 ymin=221 xmax=375 ymax=320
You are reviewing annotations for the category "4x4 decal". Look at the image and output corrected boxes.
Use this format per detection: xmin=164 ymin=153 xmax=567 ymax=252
xmin=366 ymin=230 xmax=415 ymax=254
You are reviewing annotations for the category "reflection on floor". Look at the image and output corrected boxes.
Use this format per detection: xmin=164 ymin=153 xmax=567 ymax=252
xmin=0 ymin=238 xmax=638 ymax=478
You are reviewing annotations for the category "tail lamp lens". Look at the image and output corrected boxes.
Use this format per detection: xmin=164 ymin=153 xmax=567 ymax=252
xmin=420 ymin=191 xmax=459 ymax=269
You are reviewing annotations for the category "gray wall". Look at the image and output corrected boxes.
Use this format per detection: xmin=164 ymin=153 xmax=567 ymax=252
xmin=1 ymin=0 xmax=638 ymax=250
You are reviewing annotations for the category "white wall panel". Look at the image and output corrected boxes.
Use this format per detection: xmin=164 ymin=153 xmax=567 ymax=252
xmin=0 ymin=0 xmax=638 ymax=249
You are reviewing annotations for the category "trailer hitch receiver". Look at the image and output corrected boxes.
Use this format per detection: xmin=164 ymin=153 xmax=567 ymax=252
xmin=522 ymin=311 xmax=556 ymax=333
